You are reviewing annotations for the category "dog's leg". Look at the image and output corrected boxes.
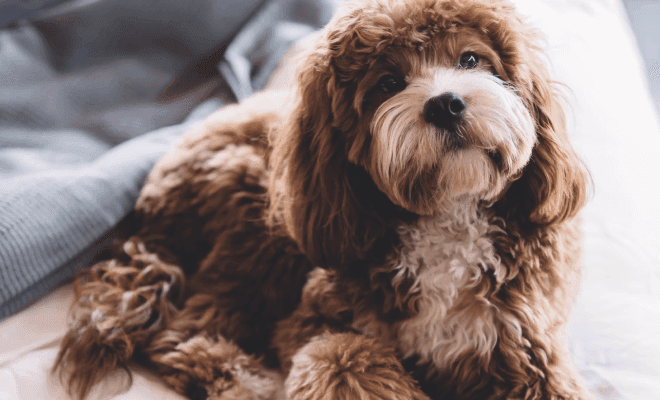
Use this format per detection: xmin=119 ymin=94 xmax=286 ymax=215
xmin=274 ymin=268 xmax=429 ymax=400
xmin=285 ymin=332 xmax=429 ymax=400
xmin=142 ymin=293 xmax=285 ymax=400
xmin=496 ymin=330 xmax=595 ymax=400
xmin=54 ymin=238 xmax=185 ymax=399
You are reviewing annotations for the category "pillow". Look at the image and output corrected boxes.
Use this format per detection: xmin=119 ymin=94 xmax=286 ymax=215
xmin=511 ymin=0 xmax=660 ymax=398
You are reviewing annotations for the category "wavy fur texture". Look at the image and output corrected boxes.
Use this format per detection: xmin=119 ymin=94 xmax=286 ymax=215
xmin=54 ymin=1 xmax=592 ymax=399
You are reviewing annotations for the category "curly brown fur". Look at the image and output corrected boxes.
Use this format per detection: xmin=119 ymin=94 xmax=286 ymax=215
xmin=55 ymin=94 xmax=311 ymax=399
xmin=55 ymin=0 xmax=593 ymax=399
xmin=286 ymin=331 xmax=429 ymax=400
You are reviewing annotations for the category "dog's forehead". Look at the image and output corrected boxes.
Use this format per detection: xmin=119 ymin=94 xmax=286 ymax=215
xmin=381 ymin=29 xmax=496 ymax=71
xmin=333 ymin=0 xmax=518 ymax=45
xmin=325 ymin=0 xmax=523 ymax=81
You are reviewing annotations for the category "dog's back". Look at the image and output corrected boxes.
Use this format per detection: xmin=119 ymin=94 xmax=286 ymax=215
xmin=54 ymin=91 xmax=311 ymax=399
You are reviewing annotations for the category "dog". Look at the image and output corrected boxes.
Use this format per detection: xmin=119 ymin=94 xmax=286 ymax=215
xmin=54 ymin=0 xmax=593 ymax=399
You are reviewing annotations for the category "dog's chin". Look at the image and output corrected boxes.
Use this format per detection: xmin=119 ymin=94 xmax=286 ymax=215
xmin=372 ymin=146 xmax=514 ymax=216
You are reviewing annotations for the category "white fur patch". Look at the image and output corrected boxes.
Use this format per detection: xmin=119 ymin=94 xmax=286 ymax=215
xmin=394 ymin=200 xmax=508 ymax=369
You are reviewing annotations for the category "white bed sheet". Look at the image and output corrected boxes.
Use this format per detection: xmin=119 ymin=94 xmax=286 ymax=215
xmin=1 ymin=0 xmax=659 ymax=399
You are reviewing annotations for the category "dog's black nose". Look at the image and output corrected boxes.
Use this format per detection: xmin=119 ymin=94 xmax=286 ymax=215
xmin=423 ymin=93 xmax=466 ymax=130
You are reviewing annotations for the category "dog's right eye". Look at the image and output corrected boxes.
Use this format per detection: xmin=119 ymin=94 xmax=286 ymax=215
xmin=458 ymin=52 xmax=479 ymax=69
xmin=377 ymin=75 xmax=402 ymax=93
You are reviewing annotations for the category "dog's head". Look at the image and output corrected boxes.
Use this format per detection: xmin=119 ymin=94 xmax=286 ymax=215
xmin=270 ymin=0 xmax=588 ymax=266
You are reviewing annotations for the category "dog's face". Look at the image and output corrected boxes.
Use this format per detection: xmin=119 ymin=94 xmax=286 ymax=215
xmin=354 ymin=27 xmax=536 ymax=215
xmin=270 ymin=0 xmax=587 ymax=266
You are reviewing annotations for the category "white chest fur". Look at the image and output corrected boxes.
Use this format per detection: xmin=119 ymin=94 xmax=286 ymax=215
xmin=394 ymin=201 xmax=511 ymax=369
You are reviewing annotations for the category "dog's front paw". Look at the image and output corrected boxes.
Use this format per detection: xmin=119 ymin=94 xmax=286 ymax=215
xmin=151 ymin=333 xmax=285 ymax=400
xmin=187 ymin=378 xmax=282 ymax=400
xmin=286 ymin=332 xmax=429 ymax=400
xmin=198 ymin=367 xmax=285 ymax=400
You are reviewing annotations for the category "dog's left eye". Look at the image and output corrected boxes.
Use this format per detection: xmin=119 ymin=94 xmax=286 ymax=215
xmin=377 ymin=75 xmax=402 ymax=93
xmin=458 ymin=52 xmax=479 ymax=69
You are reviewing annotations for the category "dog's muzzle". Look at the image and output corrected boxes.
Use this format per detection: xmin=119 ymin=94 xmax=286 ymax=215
xmin=424 ymin=92 xmax=467 ymax=148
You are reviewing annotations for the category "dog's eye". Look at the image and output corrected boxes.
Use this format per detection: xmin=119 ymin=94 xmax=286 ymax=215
xmin=458 ymin=52 xmax=479 ymax=69
xmin=377 ymin=75 xmax=402 ymax=93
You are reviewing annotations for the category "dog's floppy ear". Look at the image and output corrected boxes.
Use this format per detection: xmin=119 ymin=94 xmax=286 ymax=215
xmin=495 ymin=39 xmax=589 ymax=227
xmin=269 ymin=34 xmax=393 ymax=267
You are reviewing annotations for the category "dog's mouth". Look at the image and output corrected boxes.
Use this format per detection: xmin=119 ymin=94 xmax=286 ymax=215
xmin=438 ymin=126 xmax=469 ymax=151
xmin=441 ymin=132 xmax=503 ymax=172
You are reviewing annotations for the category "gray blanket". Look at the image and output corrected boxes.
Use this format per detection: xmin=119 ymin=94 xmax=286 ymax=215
xmin=0 ymin=0 xmax=337 ymax=319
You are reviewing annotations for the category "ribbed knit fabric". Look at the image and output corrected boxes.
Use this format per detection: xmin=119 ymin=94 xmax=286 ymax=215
xmin=0 ymin=100 xmax=223 ymax=320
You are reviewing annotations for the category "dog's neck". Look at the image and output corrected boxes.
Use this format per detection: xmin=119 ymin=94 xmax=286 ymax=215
xmin=392 ymin=198 xmax=512 ymax=369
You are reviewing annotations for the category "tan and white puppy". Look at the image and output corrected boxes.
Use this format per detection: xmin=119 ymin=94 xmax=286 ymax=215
xmin=55 ymin=1 xmax=592 ymax=399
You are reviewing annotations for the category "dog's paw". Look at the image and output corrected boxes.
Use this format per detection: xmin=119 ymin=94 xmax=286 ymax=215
xmin=285 ymin=332 xmax=429 ymax=400
xmin=153 ymin=333 xmax=285 ymax=400
xmin=201 ymin=367 xmax=285 ymax=400
xmin=53 ymin=239 xmax=189 ymax=399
